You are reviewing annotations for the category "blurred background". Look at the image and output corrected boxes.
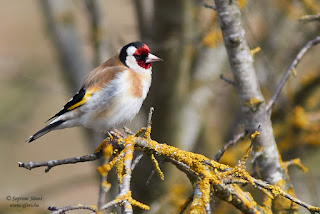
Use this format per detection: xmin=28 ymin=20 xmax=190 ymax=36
xmin=0 ymin=0 xmax=319 ymax=213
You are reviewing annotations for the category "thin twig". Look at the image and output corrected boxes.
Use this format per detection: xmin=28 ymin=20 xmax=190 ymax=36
xmin=220 ymin=74 xmax=235 ymax=85
xmin=97 ymin=167 xmax=107 ymax=210
xmin=266 ymin=36 xmax=320 ymax=113
xmin=101 ymin=199 xmax=120 ymax=211
xmin=48 ymin=204 xmax=97 ymax=214
xmin=165 ymin=158 xmax=198 ymax=182
xmin=131 ymin=153 xmax=144 ymax=170
xmin=213 ymin=131 xmax=247 ymax=161
xmin=178 ymin=193 xmax=194 ymax=214
xmin=123 ymin=126 xmax=135 ymax=135
xmin=147 ymin=107 xmax=154 ymax=128
xmin=203 ymin=3 xmax=216 ymax=10
xmin=146 ymin=159 xmax=165 ymax=185
xmin=253 ymin=178 xmax=320 ymax=213
xmin=18 ymin=152 xmax=102 ymax=172
xmin=299 ymin=13 xmax=320 ymax=22
xmin=84 ymin=0 xmax=102 ymax=66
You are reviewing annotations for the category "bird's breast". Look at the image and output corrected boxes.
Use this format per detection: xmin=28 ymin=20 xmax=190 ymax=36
xmin=82 ymin=69 xmax=151 ymax=132
xmin=126 ymin=69 xmax=151 ymax=99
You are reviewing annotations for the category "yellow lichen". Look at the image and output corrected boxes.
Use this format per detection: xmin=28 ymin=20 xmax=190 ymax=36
xmin=97 ymin=152 xmax=121 ymax=177
xmin=232 ymin=185 xmax=258 ymax=208
xmin=97 ymin=166 xmax=107 ymax=177
xmin=291 ymin=68 xmax=297 ymax=77
xmin=101 ymin=181 xmax=111 ymax=192
xmin=95 ymin=139 xmax=109 ymax=152
xmin=249 ymin=47 xmax=261 ymax=56
xmin=95 ymin=129 xmax=315 ymax=214
xmin=90 ymin=205 xmax=98 ymax=210
xmin=272 ymin=179 xmax=299 ymax=212
xmin=116 ymin=191 xmax=150 ymax=210
xmin=144 ymin=127 xmax=152 ymax=139
xmin=115 ymin=155 xmax=124 ymax=184
xmin=245 ymin=97 xmax=263 ymax=110
xmin=251 ymin=131 xmax=260 ymax=139
xmin=285 ymin=158 xmax=309 ymax=172
xmin=103 ymin=144 xmax=113 ymax=159
xmin=135 ymin=127 xmax=146 ymax=137
xmin=190 ymin=184 xmax=206 ymax=214
xmin=128 ymin=198 xmax=150 ymax=210
xmin=255 ymin=145 xmax=264 ymax=153
xmin=150 ymin=153 xmax=164 ymax=180
xmin=261 ymin=196 xmax=273 ymax=214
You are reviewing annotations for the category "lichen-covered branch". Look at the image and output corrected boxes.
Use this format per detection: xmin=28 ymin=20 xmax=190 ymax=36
xmin=213 ymin=0 xmax=298 ymax=212
xmin=119 ymin=136 xmax=135 ymax=214
xmin=20 ymin=121 xmax=320 ymax=213
xmin=106 ymin=133 xmax=264 ymax=213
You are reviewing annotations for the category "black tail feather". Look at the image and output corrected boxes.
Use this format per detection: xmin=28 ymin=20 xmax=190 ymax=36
xmin=26 ymin=120 xmax=65 ymax=143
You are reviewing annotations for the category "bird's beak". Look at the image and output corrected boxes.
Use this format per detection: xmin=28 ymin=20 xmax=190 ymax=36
xmin=146 ymin=53 xmax=162 ymax=63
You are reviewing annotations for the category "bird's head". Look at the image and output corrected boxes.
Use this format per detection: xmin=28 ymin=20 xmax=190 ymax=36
xmin=119 ymin=41 xmax=162 ymax=72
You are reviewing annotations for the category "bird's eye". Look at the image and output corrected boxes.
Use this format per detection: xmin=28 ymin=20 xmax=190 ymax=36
xmin=134 ymin=54 xmax=147 ymax=61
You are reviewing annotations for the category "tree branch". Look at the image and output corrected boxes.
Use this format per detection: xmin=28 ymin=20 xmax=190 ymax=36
xmin=18 ymin=152 xmax=101 ymax=172
xmin=48 ymin=204 xmax=97 ymax=214
xmin=213 ymin=131 xmax=246 ymax=161
xmin=119 ymin=139 xmax=135 ymax=214
xmin=84 ymin=0 xmax=110 ymax=66
xmin=266 ymin=36 xmax=320 ymax=112
xmin=253 ymin=178 xmax=320 ymax=213
xmin=21 ymin=116 xmax=320 ymax=213
xmin=220 ymin=74 xmax=235 ymax=85
xmin=39 ymin=0 xmax=89 ymax=91
xmin=203 ymin=3 xmax=216 ymax=11
xmin=213 ymin=0 xmax=298 ymax=211
xmin=299 ymin=13 xmax=320 ymax=22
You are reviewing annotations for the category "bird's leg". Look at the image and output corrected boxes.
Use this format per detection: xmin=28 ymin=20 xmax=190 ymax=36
xmin=113 ymin=128 xmax=126 ymax=138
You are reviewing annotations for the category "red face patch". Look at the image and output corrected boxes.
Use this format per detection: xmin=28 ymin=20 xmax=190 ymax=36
xmin=133 ymin=45 xmax=152 ymax=69
xmin=134 ymin=44 xmax=150 ymax=55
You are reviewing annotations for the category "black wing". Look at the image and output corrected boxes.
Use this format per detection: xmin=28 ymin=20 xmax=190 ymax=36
xmin=46 ymin=87 xmax=86 ymax=122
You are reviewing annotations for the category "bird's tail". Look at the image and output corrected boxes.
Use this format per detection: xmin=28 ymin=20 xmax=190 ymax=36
xmin=26 ymin=120 xmax=65 ymax=143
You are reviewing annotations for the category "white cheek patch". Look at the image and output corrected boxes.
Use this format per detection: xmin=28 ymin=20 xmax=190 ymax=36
xmin=126 ymin=46 xmax=137 ymax=56
xmin=126 ymin=55 xmax=139 ymax=69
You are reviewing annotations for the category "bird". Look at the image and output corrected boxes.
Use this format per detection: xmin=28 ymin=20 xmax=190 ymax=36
xmin=27 ymin=41 xmax=162 ymax=143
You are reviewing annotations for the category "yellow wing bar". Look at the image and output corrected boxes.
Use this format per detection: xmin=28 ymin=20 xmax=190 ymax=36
xmin=67 ymin=87 xmax=99 ymax=111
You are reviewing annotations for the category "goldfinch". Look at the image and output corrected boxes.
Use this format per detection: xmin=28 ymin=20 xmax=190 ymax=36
xmin=27 ymin=41 xmax=161 ymax=143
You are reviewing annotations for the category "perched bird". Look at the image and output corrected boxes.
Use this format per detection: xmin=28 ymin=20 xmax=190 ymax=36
xmin=27 ymin=41 xmax=162 ymax=143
